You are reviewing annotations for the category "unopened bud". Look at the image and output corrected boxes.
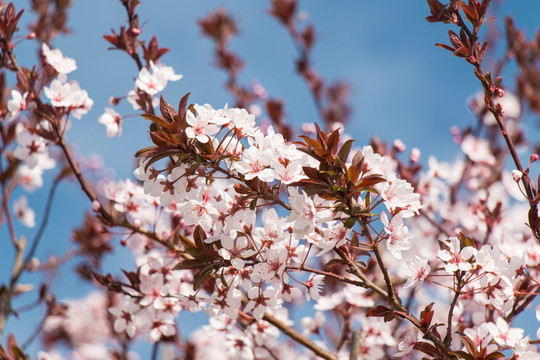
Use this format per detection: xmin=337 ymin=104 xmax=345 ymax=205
xmin=27 ymin=32 xmax=36 ymax=39
xmin=301 ymin=123 xmax=316 ymax=134
xmin=109 ymin=96 xmax=121 ymax=106
xmin=451 ymin=126 xmax=461 ymax=144
xmin=410 ymin=148 xmax=421 ymax=163
xmin=496 ymin=88 xmax=504 ymax=98
xmin=92 ymin=200 xmax=101 ymax=212
xmin=129 ymin=27 xmax=141 ymax=35
xmin=512 ymin=170 xmax=523 ymax=182
xmin=26 ymin=257 xmax=40 ymax=270
xmin=530 ymin=154 xmax=538 ymax=163
xmin=393 ymin=139 xmax=406 ymax=152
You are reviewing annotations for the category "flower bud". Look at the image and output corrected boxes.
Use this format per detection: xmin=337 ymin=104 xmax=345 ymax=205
xmin=393 ymin=139 xmax=406 ymax=152
xmin=410 ymin=148 xmax=421 ymax=163
xmin=512 ymin=170 xmax=523 ymax=182
xmin=92 ymin=200 xmax=101 ymax=212
xmin=530 ymin=154 xmax=538 ymax=163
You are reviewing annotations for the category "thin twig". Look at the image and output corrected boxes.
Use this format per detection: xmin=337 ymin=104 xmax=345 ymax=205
xmin=263 ymin=312 xmax=337 ymax=360
xmin=23 ymin=176 xmax=61 ymax=267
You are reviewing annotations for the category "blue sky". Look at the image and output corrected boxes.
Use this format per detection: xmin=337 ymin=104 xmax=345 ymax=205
xmin=3 ymin=0 xmax=540 ymax=356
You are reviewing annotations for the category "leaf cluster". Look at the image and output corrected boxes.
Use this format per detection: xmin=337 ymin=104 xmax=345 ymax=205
xmin=292 ymin=123 xmax=384 ymax=223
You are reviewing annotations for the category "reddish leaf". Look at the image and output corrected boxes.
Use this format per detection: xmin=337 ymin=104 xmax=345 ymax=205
xmin=435 ymin=42 xmax=456 ymax=53
xmin=357 ymin=174 xmax=386 ymax=188
xmin=366 ymin=305 xmax=393 ymax=318
xmin=142 ymin=113 xmax=170 ymax=128
xmin=337 ymin=139 xmax=355 ymax=163
xmin=160 ymin=95 xmax=177 ymax=123
xmin=177 ymin=92 xmax=191 ymax=124
xmin=193 ymin=225 xmax=207 ymax=249
xmin=326 ymin=128 xmax=340 ymax=155
xmin=460 ymin=2 xmax=478 ymax=23
xmin=420 ymin=303 xmax=435 ymax=328
xmin=448 ymin=351 xmax=475 ymax=360
xmin=414 ymin=341 xmax=440 ymax=358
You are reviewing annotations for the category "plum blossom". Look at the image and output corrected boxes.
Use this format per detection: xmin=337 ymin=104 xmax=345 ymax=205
xmin=378 ymin=175 xmax=422 ymax=218
xmin=287 ymin=188 xmax=333 ymax=238
xmin=42 ymin=43 xmax=77 ymax=75
xmin=438 ymin=237 xmax=477 ymax=273
xmin=402 ymin=256 xmax=430 ymax=289
xmin=209 ymin=285 xmax=243 ymax=320
xmin=139 ymin=274 xmax=167 ymax=309
xmin=252 ymin=247 xmax=288 ymax=282
xmin=244 ymin=286 xmax=280 ymax=321
xmin=180 ymin=197 xmax=219 ymax=232
xmin=44 ymin=79 xmax=72 ymax=107
xmin=135 ymin=61 xmax=182 ymax=96
xmin=13 ymin=195 xmax=35 ymax=228
xmin=185 ymin=104 xmax=228 ymax=143
xmin=234 ymin=146 xmax=275 ymax=182
xmin=381 ymin=212 xmax=412 ymax=259
xmin=13 ymin=131 xmax=53 ymax=169
xmin=18 ymin=165 xmax=45 ymax=192
xmin=43 ymin=79 xmax=93 ymax=117
xmin=218 ymin=235 xmax=257 ymax=270
xmin=301 ymin=311 xmax=325 ymax=335
xmin=486 ymin=317 xmax=524 ymax=347
xmin=305 ymin=274 xmax=324 ymax=301
xmin=461 ymin=135 xmax=496 ymax=166
xmin=108 ymin=297 xmax=139 ymax=337
xmin=43 ymin=292 xmax=110 ymax=354
xmin=98 ymin=107 xmax=122 ymax=137
xmin=227 ymin=107 xmax=257 ymax=137
xmin=312 ymin=221 xmax=349 ymax=256
xmin=395 ymin=328 xmax=421 ymax=357
xmin=142 ymin=308 xmax=176 ymax=343
xmin=224 ymin=333 xmax=254 ymax=360
xmin=252 ymin=208 xmax=288 ymax=247
xmin=7 ymin=90 xmax=27 ymax=119
xmin=18 ymin=154 xmax=55 ymax=192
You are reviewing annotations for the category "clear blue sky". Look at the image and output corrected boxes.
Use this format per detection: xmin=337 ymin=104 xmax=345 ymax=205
xmin=3 ymin=0 xmax=540 ymax=356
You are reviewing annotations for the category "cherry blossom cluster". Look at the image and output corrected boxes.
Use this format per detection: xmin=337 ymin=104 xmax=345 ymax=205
xmin=95 ymin=99 xmax=425 ymax=350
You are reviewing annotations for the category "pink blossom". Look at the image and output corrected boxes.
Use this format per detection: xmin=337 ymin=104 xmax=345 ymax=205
xmin=305 ymin=274 xmax=324 ymax=301
xmin=108 ymin=297 xmax=139 ymax=337
xmin=42 ymin=43 xmax=77 ymax=75
xmin=7 ymin=90 xmax=27 ymax=119
xmin=185 ymin=104 xmax=226 ymax=143
xmin=402 ymin=256 xmax=430 ymax=289
xmin=234 ymin=147 xmax=276 ymax=182
xmin=461 ymin=135 xmax=496 ymax=166
xmin=13 ymin=195 xmax=35 ymax=228
xmin=135 ymin=61 xmax=182 ymax=96
xmin=98 ymin=107 xmax=122 ymax=137
xmin=395 ymin=328 xmax=421 ymax=357
xmin=301 ymin=311 xmax=325 ymax=335
xmin=438 ymin=237 xmax=477 ymax=273
xmin=381 ymin=212 xmax=412 ymax=259
xmin=486 ymin=317 xmax=524 ymax=347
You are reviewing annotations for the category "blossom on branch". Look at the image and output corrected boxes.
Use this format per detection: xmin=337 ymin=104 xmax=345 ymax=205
xmin=42 ymin=43 xmax=77 ymax=75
